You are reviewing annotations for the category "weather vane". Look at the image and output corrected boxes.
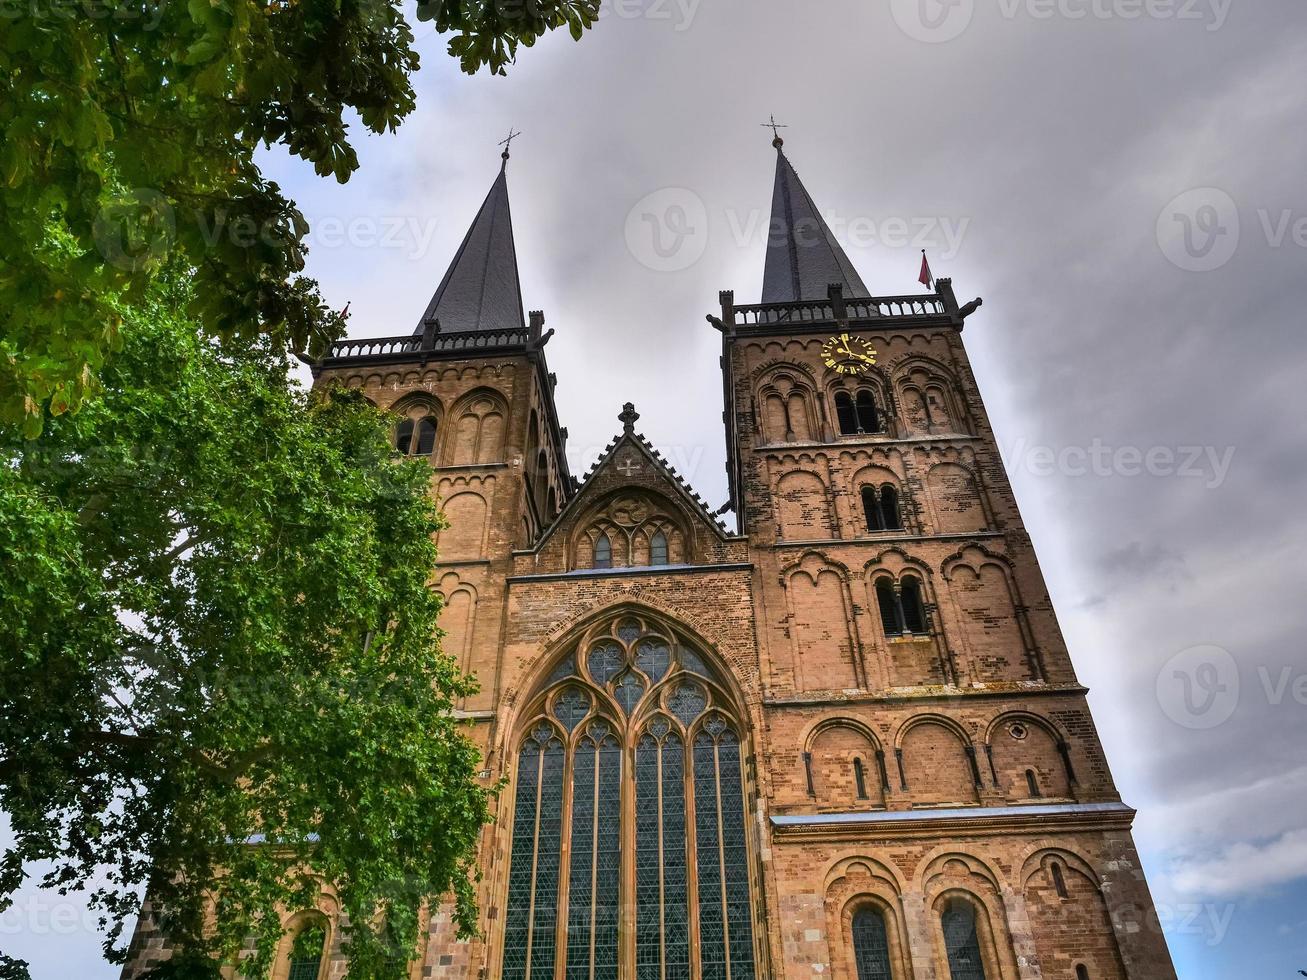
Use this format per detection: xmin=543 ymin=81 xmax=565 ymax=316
xmin=760 ymin=114 xmax=788 ymax=144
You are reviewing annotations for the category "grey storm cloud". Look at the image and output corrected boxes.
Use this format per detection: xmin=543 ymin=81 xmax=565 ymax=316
xmin=8 ymin=1 xmax=1305 ymax=976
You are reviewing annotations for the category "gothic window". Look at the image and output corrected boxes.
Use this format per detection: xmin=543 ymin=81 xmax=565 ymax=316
xmin=856 ymin=390 xmax=879 ymax=433
xmin=395 ymin=409 xmax=439 ymax=457
xmin=650 ymin=530 xmax=669 ymax=565
xmin=593 ymin=533 xmax=613 ymax=569
xmin=862 ymin=485 xmax=903 ymax=532
xmin=835 ymin=391 xmax=858 ymax=435
xmin=503 ymin=614 xmax=756 ymax=980
xmin=1025 ymin=769 xmax=1042 ymax=799
xmin=851 ymin=907 xmax=893 ymax=980
xmin=941 ymin=899 xmax=987 ymax=980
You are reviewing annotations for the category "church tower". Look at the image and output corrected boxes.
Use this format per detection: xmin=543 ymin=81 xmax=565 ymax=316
xmin=709 ymin=134 xmax=1177 ymax=979
xmin=121 ymin=138 xmax=1178 ymax=980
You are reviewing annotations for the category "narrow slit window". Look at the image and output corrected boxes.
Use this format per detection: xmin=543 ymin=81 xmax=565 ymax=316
xmin=1052 ymin=862 xmax=1068 ymax=899
xmin=1075 ymin=966 xmax=1090 ymax=980
xmin=1025 ymin=769 xmax=1042 ymax=799
xmin=853 ymin=757 xmax=869 ymax=800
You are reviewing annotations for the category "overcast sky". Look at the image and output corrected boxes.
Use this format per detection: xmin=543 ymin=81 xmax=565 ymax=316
xmin=8 ymin=0 xmax=1306 ymax=976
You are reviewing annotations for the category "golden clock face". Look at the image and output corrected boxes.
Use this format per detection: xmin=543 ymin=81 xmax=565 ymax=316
xmin=822 ymin=334 xmax=877 ymax=376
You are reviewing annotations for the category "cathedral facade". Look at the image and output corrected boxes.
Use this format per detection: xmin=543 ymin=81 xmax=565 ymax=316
xmin=126 ymin=141 xmax=1178 ymax=980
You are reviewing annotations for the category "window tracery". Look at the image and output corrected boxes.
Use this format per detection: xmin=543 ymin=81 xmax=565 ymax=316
xmin=502 ymin=613 xmax=757 ymax=980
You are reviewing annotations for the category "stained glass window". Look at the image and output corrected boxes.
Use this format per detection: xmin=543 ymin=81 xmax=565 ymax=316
xmin=502 ymin=618 xmax=756 ymax=980
xmin=851 ymin=907 xmax=892 ymax=980
xmin=942 ymin=899 xmax=987 ymax=980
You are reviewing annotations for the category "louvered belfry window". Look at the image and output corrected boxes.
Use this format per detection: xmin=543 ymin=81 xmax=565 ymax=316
xmin=501 ymin=614 xmax=757 ymax=980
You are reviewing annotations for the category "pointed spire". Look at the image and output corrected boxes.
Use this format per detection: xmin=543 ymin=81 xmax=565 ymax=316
xmin=414 ymin=155 xmax=526 ymax=335
xmin=761 ymin=142 xmax=870 ymax=304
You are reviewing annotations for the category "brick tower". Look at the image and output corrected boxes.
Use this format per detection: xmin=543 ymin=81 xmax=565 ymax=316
xmin=121 ymin=140 xmax=1177 ymax=980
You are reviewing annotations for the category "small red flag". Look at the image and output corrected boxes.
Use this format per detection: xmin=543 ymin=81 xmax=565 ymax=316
xmin=918 ymin=250 xmax=933 ymax=289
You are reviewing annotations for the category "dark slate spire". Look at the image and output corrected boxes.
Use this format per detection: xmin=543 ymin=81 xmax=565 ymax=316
xmin=414 ymin=153 xmax=526 ymax=335
xmin=761 ymin=140 xmax=870 ymax=304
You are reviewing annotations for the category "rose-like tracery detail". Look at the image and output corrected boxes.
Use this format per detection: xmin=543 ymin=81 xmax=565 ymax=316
xmin=503 ymin=611 xmax=756 ymax=980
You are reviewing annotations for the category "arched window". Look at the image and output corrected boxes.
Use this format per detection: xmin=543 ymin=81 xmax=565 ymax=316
xmin=875 ymin=579 xmax=903 ymax=637
xmin=853 ymin=757 xmax=869 ymax=800
xmin=415 ymin=417 xmax=438 ymax=456
xmin=862 ymin=485 xmax=903 ymax=532
xmin=941 ymin=898 xmax=987 ymax=980
xmin=593 ymin=533 xmax=612 ymax=569
xmin=851 ymin=907 xmax=893 ymax=980
xmin=880 ymin=485 xmax=902 ymax=529
xmin=1025 ymin=769 xmax=1042 ymax=799
xmin=1075 ymin=965 xmax=1090 ymax=980
xmin=395 ymin=418 xmax=414 ymax=454
xmin=650 ymin=530 xmax=669 ymax=566
xmin=876 ymin=577 xmax=928 ymax=637
xmin=901 ymin=577 xmax=927 ymax=635
xmin=1052 ymin=861 xmax=1068 ymax=899
xmin=835 ymin=391 xmax=858 ymax=435
xmin=855 ymin=389 xmax=879 ymax=433
xmin=287 ymin=920 xmax=326 ymax=980
xmin=502 ymin=615 xmax=757 ymax=980
xmin=395 ymin=413 xmax=438 ymax=456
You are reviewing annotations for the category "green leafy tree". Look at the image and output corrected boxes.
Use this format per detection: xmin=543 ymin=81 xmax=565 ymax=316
xmin=0 ymin=283 xmax=491 ymax=978
xmin=0 ymin=0 xmax=600 ymax=432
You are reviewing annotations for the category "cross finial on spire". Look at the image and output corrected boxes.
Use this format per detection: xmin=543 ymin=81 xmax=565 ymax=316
xmin=761 ymin=114 xmax=788 ymax=148
xmin=498 ymin=128 xmax=521 ymax=168
xmin=619 ymin=402 xmax=640 ymax=434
